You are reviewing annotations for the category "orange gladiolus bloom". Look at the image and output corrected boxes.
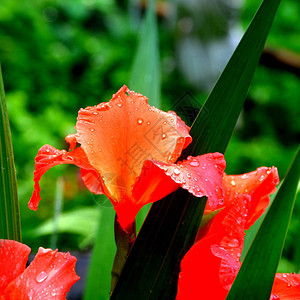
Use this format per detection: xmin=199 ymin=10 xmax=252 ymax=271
xmin=29 ymin=86 xmax=226 ymax=230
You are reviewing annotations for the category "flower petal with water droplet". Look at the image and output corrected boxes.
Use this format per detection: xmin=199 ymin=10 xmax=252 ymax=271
xmin=2 ymin=247 xmax=79 ymax=299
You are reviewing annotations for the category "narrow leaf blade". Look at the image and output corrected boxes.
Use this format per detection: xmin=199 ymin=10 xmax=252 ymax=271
xmin=129 ymin=0 xmax=160 ymax=108
xmin=0 ymin=64 xmax=21 ymax=241
xmin=226 ymin=148 xmax=300 ymax=300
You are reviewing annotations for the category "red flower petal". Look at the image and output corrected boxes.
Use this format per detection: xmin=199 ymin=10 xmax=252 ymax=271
xmin=222 ymin=166 xmax=279 ymax=229
xmin=3 ymin=247 xmax=80 ymax=299
xmin=136 ymin=153 xmax=226 ymax=211
xmin=75 ymin=85 xmax=191 ymax=206
xmin=177 ymin=196 xmax=248 ymax=300
xmin=271 ymin=273 xmax=300 ymax=299
xmin=0 ymin=240 xmax=31 ymax=293
xmin=29 ymin=144 xmax=101 ymax=211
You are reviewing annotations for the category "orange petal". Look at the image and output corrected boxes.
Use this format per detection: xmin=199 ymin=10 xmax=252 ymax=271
xmin=3 ymin=247 xmax=80 ymax=299
xmin=0 ymin=240 xmax=31 ymax=293
xmin=135 ymin=153 xmax=226 ymax=211
xmin=29 ymin=144 xmax=100 ymax=211
xmin=223 ymin=166 xmax=279 ymax=229
xmin=271 ymin=274 xmax=300 ymax=299
xmin=75 ymin=85 xmax=192 ymax=205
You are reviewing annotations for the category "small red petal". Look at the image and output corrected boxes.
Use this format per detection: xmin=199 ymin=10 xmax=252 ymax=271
xmin=80 ymin=169 xmax=105 ymax=195
xmin=272 ymin=273 xmax=300 ymax=299
xmin=75 ymin=85 xmax=191 ymax=205
xmin=0 ymin=240 xmax=31 ymax=293
xmin=29 ymin=144 xmax=100 ymax=211
xmin=65 ymin=134 xmax=78 ymax=150
xmin=145 ymin=153 xmax=226 ymax=210
xmin=3 ymin=248 xmax=80 ymax=299
xmin=223 ymin=167 xmax=279 ymax=229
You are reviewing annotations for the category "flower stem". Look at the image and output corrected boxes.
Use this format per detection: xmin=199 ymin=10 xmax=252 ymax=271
xmin=110 ymin=216 xmax=136 ymax=294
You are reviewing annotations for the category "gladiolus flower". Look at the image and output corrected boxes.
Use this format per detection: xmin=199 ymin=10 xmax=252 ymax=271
xmin=0 ymin=239 xmax=79 ymax=299
xmin=177 ymin=168 xmax=300 ymax=300
xmin=29 ymin=86 xmax=226 ymax=231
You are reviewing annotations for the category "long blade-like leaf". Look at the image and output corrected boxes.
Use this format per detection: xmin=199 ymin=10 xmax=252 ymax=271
xmin=0 ymin=64 xmax=21 ymax=241
xmin=111 ymin=0 xmax=281 ymax=298
xmin=226 ymin=148 xmax=300 ymax=300
xmin=129 ymin=0 xmax=160 ymax=108
xmin=84 ymin=204 xmax=116 ymax=300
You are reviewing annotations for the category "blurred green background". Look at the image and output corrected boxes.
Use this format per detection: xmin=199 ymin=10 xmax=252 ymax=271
xmin=0 ymin=0 xmax=299 ymax=297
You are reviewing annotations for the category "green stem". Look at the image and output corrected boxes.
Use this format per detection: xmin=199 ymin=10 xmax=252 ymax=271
xmin=110 ymin=216 xmax=136 ymax=294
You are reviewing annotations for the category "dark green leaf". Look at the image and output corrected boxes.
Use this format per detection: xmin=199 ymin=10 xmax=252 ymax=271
xmin=111 ymin=0 xmax=281 ymax=298
xmin=0 ymin=64 xmax=21 ymax=241
xmin=226 ymin=147 xmax=300 ymax=300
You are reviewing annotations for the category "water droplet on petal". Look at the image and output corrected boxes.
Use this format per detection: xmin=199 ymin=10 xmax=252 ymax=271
xmin=161 ymin=133 xmax=167 ymax=139
xmin=90 ymin=128 xmax=95 ymax=132
xmin=228 ymin=239 xmax=239 ymax=247
xmin=231 ymin=180 xmax=236 ymax=186
xmin=137 ymin=118 xmax=143 ymax=125
xmin=189 ymin=161 xmax=199 ymax=167
xmin=283 ymin=274 xmax=287 ymax=278
xmin=93 ymin=112 xmax=98 ymax=115
xmin=36 ymin=271 xmax=48 ymax=283
xmin=163 ymin=121 xmax=167 ymax=125
xmin=186 ymin=173 xmax=191 ymax=178
xmin=173 ymin=168 xmax=181 ymax=175
xmin=241 ymin=174 xmax=248 ymax=179
xmin=117 ymin=103 xmax=123 ymax=108
xmin=147 ymin=121 xmax=151 ymax=125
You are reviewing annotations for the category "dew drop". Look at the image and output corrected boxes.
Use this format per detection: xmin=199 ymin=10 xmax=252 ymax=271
xmin=189 ymin=161 xmax=199 ymax=167
xmin=163 ymin=121 xmax=167 ymax=125
xmin=283 ymin=274 xmax=287 ymax=278
xmin=173 ymin=168 xmax=181 ymax=175
xmin=231 ymin=180 xmax=236 ymax=186
xmin=161 ymin=133 xmax=167 ymax=139
xmin=186 ymin=173 xmax=191 ymax=178
xmin=93 ymin=112 xmax=98 ymax=115
xmin=36 ymin=271 xmax=48 ymax=283
xmin=117 ymin=103 xmax=123 ymax=108
xmin=241 ymin=174 xmax=248 ymax=179
xmin=228 ymin=239 xmax=239 ymax=248
xmin=90 ymin=128 xmax=95 ymax=132
xmin=137 ymin=118 xmax=143 ymax=125
xmin=147 ymin=121 xmax=151 ymax=125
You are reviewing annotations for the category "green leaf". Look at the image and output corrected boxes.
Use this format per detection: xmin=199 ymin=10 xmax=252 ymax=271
xmin=129 ymin=0 xmax=160 ymax=108
xmin=111 ymin=0 xmax=281 ymax=298
xmin=84 ymin=203 xmax=116 ymax=300
xmin=0 ymin=64 xmax=21 ymax=241
xmin=226 ymin=147 xmax=300 ymax=300
xmin=30 ymin=206 xmax=99 ymax=249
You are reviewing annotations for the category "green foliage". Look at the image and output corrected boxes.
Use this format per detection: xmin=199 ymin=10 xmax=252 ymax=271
xmin=0 ymin=65 xmax=21 ymax=241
